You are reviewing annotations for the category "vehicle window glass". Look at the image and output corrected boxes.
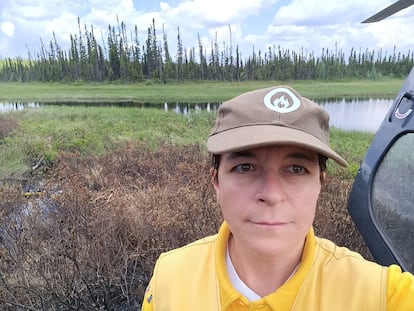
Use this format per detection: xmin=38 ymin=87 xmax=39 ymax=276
xmin=372 ymin=133 xmax=414 ymax=273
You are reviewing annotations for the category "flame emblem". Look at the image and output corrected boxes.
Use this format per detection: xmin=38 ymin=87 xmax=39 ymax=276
xmin=275 ymin=95 xmax=290 ymax=109
xmin=263 ymin=88 xmax=301 ymax=113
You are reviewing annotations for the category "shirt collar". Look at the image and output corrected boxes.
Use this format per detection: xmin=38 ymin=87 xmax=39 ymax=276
xmin=215 ymin=221 xmax=317 ymax=310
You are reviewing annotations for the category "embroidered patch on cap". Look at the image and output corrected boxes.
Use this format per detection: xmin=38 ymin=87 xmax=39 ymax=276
xmin=263 ymin=87 xmax=301 ymax=113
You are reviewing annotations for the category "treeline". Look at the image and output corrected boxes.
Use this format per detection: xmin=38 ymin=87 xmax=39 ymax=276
xmin=1 ymin=18 xmax=414 ymax=83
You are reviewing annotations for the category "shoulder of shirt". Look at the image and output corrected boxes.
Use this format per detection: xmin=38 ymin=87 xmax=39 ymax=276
xmin=314 ymin=236 xmax=381 ymax=267
xmin=158 ymin=233 xmax=218 ymax=259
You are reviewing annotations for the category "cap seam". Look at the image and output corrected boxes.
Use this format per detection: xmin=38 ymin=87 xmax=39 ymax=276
xmin=211 ymin=123 xmax=326 ymax=143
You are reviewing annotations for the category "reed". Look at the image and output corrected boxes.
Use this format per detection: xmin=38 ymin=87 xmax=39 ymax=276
xmin=0 ymin=78 xmax=404 ymax=102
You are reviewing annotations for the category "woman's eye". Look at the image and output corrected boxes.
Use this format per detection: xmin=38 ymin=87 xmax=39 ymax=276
xmin=233 ymin=163 xmax=254 ymax=173
xmin=287 ymin=165 xmax=306 ymax=174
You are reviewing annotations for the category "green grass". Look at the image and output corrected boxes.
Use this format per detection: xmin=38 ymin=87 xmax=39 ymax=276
xmin=1 ymin=105 xmax=373 ymax=179
xmin=0 ymin=106 xmax=215 ymax=177
xmin=0 ymin=78 xmax=404 ymax=103
xmin=1 ymin=79 xmax=399 ymax=179
xmin=328 ymin=128 xmax=374 ymax=178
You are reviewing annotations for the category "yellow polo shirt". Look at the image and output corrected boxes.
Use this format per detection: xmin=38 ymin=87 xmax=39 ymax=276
xmin=142 ymin=222 xmax=414 ymax=310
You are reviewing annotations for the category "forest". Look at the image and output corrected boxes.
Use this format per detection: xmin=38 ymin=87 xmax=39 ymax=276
xmin=1 ymin=17 xmax=414 ymax=83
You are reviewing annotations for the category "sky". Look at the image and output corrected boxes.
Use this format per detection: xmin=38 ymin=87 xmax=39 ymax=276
xmin=1 ymin=0 xmax=414 ymax=61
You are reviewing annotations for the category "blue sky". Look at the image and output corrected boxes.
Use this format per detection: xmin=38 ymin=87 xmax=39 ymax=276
xmin=1 ymin=0 xmax=414 ymax=61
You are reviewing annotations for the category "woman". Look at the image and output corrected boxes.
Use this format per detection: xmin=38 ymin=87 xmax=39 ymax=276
xmin=142 ymin=85 xmax=414 ymax=310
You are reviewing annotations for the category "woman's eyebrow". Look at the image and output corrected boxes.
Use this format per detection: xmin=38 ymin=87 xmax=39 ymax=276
xmin=225 ymin=151 xmax=256 ymax=161
xmin=286 ymin=152 xmax=318 ymax=162
xmin=225 ymin=149 xmax=318 ymax=162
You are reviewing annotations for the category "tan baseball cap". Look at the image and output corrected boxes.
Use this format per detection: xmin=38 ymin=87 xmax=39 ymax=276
xmin=207 ymin=85 xmax=348 ymax=167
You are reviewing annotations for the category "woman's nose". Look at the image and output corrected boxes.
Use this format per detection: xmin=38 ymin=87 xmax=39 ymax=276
xmin=255 ymin=170 xmax=287 ymax=205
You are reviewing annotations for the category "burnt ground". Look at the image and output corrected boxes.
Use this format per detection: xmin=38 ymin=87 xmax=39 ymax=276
xmin=0 ymin=142 xmax=371 ymax=310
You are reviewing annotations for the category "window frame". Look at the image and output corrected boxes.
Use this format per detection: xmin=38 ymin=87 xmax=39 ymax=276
xmin=348 ymin=68 xmax=414 ymax=272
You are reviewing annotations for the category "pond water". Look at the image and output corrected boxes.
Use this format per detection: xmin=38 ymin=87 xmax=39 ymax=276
xmin=0 ymin=102 xmax=43 ymax=112
xmin=318 ymin=98 xmax=393 ymax=132
xmin=0 ymin=98 xmax=394 ymax=133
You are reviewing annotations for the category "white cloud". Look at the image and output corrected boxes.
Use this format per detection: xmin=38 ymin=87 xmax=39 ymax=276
xmin=44 ymin=11 xmax=79 ymax=44
xmin=154 ymin=0 xmax=280 ymax=60
xmin=160 ymin=0 xmax=278 ymax=25
xmin=272 ymin=0 xmax=391 ymax=25
xmin=89 ymin=0 xmax=133 ymax=10
xmin=363 ymin=16 xmax=414 ymax=52
xmin=4 ymin=0 xmax=67 ymax=20
xmin=258 ymin=0 xmax=414 ymax=57
xmin=1 ymin=21 xmax=15 ymax=37
xmin=1 ymin=0 xmax=414 ymax=61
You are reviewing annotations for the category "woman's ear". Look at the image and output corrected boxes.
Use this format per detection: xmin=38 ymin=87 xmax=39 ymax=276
xmin=210 ymin=167 xmax=220 ymax=201
xmin=320 ymin=171 xmax=327 ymax=184
xmin=210 ymin=167 xmax=219 ymax=188
xmin=210 ymin=167 xmax=217 ymax=183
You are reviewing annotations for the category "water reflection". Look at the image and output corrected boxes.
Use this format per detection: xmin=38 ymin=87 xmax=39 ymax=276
xmin=0 ymin=101 xmax=220 ymax=115
xmin=164 ymin=102 xmax=219 ymax=114
xmin=318 ymin=98 xmax=393 ymax=132
xmin=0 ymin=98 xmax=394 ymax=132
xmin=0 ymin=102 xmax=42 ymax=112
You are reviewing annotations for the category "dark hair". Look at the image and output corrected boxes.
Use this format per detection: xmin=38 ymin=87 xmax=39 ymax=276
xmin=318 ymin=155 xmax=328 ymax=172
xmin=212 ymin=154 xmax=221 ymax=171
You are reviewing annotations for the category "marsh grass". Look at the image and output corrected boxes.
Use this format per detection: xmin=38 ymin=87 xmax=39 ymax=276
xmin=328 ymin=128 xmax=374 ymax=178
xmin=0 ymin=79 xmax=395 ymax=179
xmin=0 ymin=106 xmax=215 ymax=178
xmin=0 ymin=105 xmax=373 ymax=180
xmin=0 ymin=79 xmax=403 ymax=102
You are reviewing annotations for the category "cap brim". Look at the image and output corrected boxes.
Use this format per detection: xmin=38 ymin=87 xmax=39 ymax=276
xmin=207 ymin=125 xmax=348 ymax=167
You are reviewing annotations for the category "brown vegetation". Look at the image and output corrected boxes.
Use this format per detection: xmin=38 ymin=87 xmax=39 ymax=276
xmin=0 ymin=142 xmax=370 ymax=310
xmin=0 ymin=115 xmax=19 ymax=139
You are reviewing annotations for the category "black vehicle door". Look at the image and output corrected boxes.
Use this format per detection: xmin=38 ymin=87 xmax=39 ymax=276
xmin=348 ymin=67 xmax=414 ymax=273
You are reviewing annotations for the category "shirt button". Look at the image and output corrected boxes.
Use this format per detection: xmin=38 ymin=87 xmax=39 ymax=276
xmin=236 ymin=300 xmax=249 ymax=309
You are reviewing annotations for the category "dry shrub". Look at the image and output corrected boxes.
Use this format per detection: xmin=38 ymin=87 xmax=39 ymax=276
xmin=315 ymin=176 xmax=372 ymax=260
xmin=0 ymin=143 xmax=222 ymax=310
xmin=0 ymin=185 xmax=48 ymax=309
xmin=0 ymin=142 xmax=370 ymax=310
xmin=0 ymin=115 xmax=19 ymax=139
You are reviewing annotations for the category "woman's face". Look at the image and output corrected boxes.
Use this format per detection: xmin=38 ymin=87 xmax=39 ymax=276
xmin=212 ymin=145 xmax=323 ymax=256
